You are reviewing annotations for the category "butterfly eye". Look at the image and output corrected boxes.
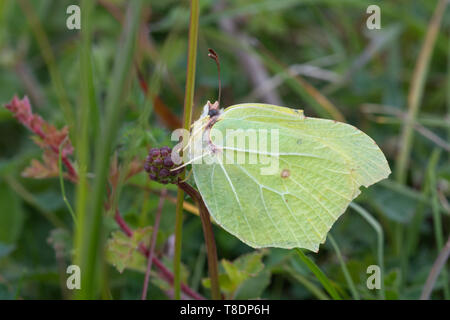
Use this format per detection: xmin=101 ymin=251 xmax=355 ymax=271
xmin=208 ymin=109 xmax=219 ymax=117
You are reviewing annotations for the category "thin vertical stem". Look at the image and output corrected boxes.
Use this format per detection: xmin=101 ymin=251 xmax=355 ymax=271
xmin=114 ymin=210 xmax=205 ymax=300
xmin=350 ymin=202 xmax=385 ymax=299
xmin=142 ymin=190 xmax=166 ymax=300
xmin=74 ymin=0 xmax=94 ymax=279
xmin=396 ymin=0 xmax=448 ymax=183
xmin=427 ymin=149 xmax=449 ymax=299
xmin=328 ymin=234 xmax=360 ymax=300
xmin=174 ymin=0 xmax=200 ymax=300
xmin=420 ymin=235 xmax=450 ymax=300
xmin=58 ymin=140 xmax=77 ymax=226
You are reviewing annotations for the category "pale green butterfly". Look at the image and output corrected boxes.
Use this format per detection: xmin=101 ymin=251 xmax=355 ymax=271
xmin=181 ymin=100 xmax=390 ymax=252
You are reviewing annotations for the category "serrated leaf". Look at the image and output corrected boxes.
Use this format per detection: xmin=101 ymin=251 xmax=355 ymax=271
xmin=202 ymin=251 xmax=266 ymax=297
xmin=190 ymin=104 xmax=391 ymax=252
xmin=106 ymin=227 xmax=152 ymax=273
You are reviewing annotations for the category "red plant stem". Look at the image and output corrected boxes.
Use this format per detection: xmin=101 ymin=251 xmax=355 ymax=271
xmin=141 ymin=189 xmax=166 ymax=300
xmin=113 ymin=209 xmax=205 ymax=300
xmin=114 ymin=209 xmax=133 ymax=237
xmin=34 ymin=127 xmax=78 ymax=182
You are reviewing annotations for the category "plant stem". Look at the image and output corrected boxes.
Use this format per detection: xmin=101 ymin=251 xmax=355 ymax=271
xmin=174 ymin=0 xmax=200 ymax=300
xmin=421 ymin=235 xmax=450 ymax=300
xmin=328 ymin=234 xmax=360 ymax=300
xmin=350 ymin=202 xmax=385 ymax=299
xmin=113 ymin=210 xmax=204 ymax=300
xmin=142 ymin=190 xmax=166 ymax=300
xmin=75 ymin=0 xmax=98 ymax=286
xmin=58 ymin=141 xmax=77 ymax=226
xmin=178 ymin=181 xmax=221 ymax=300
xmin=427 ymin=149 xmax=449 ymax=299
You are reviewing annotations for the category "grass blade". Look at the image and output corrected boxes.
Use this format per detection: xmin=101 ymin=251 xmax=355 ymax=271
xmin=74 ymin=0 xmax=95 ymax=284
xmin=282 ymin=265 xmax=329 ymax=300
xmin=75 ymin=0 xmax=143 ymax=299
xmin=295 ymin=248 xmax=342 ymax=300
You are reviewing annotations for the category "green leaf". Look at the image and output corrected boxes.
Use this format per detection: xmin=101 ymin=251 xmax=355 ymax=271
xmin=190 ymin=104 xmax=391 ymax=251
xmin=0 ymin=181 xmax=24 ymax=244
xmin=106 ymin=227 xmax=152 ymax=273
xmin=202 ymin=250 xmax=267 ymax=298
xmin=295 ymin=248 xmax=341 ymax=300
xmin=234 ymin=270 xmax=271 ymax=300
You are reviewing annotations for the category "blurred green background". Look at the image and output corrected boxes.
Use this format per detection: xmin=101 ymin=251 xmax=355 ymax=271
xmin=0 ymin=0 xmax=449 ymax=299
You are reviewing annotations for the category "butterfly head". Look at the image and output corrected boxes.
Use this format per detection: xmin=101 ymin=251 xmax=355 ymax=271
xmin=201 ymin=100 xmax=222 ymax=119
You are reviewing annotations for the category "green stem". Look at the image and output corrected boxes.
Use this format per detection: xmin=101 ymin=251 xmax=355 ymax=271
xmin=328 ymin=234 xmax=360 ymax=300
xmin=74 ymin=0 xmax=94 ymax=290
xmin=350 ymin=202 xmax=385 ymax=299
xmin=178 ymin=181 xmax=221 ymax=300
xmin=58 ymin=140 xmax=76 ymax=226
xmin=174 ymin=0 xmax=199 ymax=300
xmin=427 ymin=149 xmax=449 ymax=299
xmin=421 ymin=235 xmax=450 ymax=299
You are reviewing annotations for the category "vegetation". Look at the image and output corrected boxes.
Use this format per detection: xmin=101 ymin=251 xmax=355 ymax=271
xmin=0 ymin=0 xmax=449 ymax=300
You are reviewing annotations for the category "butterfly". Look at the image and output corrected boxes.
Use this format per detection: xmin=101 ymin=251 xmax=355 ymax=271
xmin=182 ymin=101 xmax=390 ymax=252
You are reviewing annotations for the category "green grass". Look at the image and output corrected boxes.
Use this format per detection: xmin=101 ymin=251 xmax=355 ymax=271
xmin=75 ymin=0 xmax=143 ymax=299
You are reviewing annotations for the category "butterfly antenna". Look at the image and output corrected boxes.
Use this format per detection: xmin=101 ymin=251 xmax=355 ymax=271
xmin=170 ymin=154 xmax=206 ymax=172
xmin=208 ymin=48 xmax=221 ymax=105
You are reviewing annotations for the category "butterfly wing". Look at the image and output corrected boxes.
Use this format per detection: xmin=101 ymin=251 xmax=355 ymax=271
xmin=191 ymin=103 xmax=390 ymax=252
